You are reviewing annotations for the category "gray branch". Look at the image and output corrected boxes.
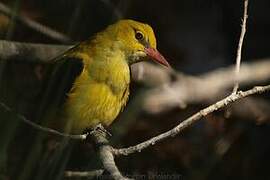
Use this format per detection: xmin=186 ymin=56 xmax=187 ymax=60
xmin=0 ymin=40 xmax=68 ymax=61
xmin=142 ymin=60 xmax=270 ymax=114
xmin=91 ymin=127 xmax=132 ymax=180
xmin=113 ymin=85 xmax=270 ymax=156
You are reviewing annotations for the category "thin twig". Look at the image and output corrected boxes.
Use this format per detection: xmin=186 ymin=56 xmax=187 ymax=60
xmin=233 ymin=0 xmax=249 ymax=93
xmin=0 ymin=2 xmax=71 ymax=43
xmin=112 ymin=85 xmax=270 ymax=156
xmin=0 ymin=102 xmax=87 ymax=140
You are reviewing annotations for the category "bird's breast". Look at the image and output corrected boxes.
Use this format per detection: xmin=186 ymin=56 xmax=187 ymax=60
xmin=64 ymin=56 xmax=130 ymax=133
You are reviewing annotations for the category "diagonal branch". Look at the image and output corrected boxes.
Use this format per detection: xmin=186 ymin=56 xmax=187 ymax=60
xmin=112 ymin=85 xmax=270 ymax=156
xmin=0 ymin=102 xmax=87 ymax=140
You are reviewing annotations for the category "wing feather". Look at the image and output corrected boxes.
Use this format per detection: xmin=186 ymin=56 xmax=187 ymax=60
xmin=34 ymin=54 xmax=84 ymax=121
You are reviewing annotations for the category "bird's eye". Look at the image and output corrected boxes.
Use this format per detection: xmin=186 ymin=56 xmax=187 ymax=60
xmin=135 ymin=31 xmax=144 ymax=40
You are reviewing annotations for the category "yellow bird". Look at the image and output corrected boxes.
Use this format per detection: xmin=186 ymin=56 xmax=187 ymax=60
xmin=40 ymin=19 xmax=169 ymax=134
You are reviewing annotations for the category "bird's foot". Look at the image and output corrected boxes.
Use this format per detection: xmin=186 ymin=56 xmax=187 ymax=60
xmin=90 ymin=123 xmax=112 ymax=137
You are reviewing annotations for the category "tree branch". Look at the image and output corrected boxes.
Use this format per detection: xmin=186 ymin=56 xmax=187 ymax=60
xmin=91 ymin=127 xmax=132 ymax=180
xmin=233 ymin=0 xmax=249 ymax=93
xmin=143 ymin=60 xmax=270 ymax=114
xmin=112 ymin=85 xmax=270 ymax=156
xmin=0 ymin=102 xmax=87 ymax=140
xmin=0 ymin=40 xmax=68 ymax=61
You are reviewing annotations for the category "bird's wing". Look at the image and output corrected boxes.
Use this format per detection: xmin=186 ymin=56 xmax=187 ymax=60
xmin=35 ymin=52 xmax=84 ymax=120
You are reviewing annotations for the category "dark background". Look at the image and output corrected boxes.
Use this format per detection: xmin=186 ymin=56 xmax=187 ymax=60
xmin=0 ymin=0 xmax=270 ymax=179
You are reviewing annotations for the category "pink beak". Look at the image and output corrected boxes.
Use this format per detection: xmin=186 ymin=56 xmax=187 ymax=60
xmin=144 ymin=47 xmax=170 ymax=67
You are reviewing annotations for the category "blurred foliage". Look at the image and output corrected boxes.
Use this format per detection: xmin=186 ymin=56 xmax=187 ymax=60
xmin=0 ymin=0 xmax=270 ymax=180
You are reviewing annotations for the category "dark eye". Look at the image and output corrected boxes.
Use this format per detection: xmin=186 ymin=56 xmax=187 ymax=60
xmin=135 ymin=31 xmax=144 ymax=40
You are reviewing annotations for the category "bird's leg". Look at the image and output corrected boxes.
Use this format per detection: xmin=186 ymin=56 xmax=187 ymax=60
xmin=87 ymin=123 xmax=112 ymax=146
xmin=90 ymin=123 xmax=112 ymax=137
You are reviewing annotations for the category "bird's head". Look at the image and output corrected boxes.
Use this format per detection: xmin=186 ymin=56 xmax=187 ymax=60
xmin=105 ymin=19 xmax=170 ymax=67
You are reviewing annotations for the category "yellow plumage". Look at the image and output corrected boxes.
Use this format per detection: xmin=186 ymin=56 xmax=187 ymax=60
xmin=64 ymin=46 xmax=130 ymax=133
xmin=43 ymin=19 xmax=169 ymax=134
